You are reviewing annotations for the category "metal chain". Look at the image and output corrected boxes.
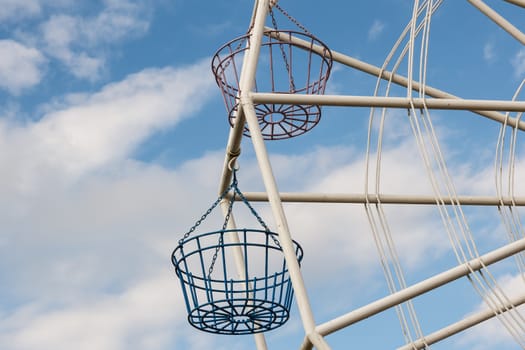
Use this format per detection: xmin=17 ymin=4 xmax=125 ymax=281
xmin=207 ymin=170 xmax=281 ymax=277
xmin=234 ymin=186 xmax=281 ymax=248
xmin=269 ymin=8 xmax=297 ymax=92
xmin=178 ymin=181 xmax=235 ymax=245
xmin=208 ymin=188 xmax=236 ymax=278
xmin=274 ymin=3 xmax=311 ymax=35
xmin=181 ymin=168 xmax=281 ymax=278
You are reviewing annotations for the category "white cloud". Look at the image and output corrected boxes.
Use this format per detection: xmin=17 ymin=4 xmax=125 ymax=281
xmin=512 ymin=48 xmax=525 ymax=78
xmin=0 ymin=59 xmax=213 ymax=190
xmin=0 ymin=69 xmax=521 ymax=349
xmin=456 ymin=274 xmax=525 ymax=350
xmin=368 ymin=19 xmax=386 ymax=41
xmin=483 ymin=41 xmax=496 ymax=62
xmin=0 ymin=40 xmax=46 ymax=94
xmin=0 ymin=274 xmax=185 ymax=350
xmin=0 ymin=0 xmax=41 ymax=21
xmin=39 ymin=1 xmax=150 ymax=80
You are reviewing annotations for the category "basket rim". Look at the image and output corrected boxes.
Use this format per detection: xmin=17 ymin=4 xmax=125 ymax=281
xmin=211 ymin=29 xmax=333 ymax=73
xmin=172 ymin=228 xmax=304 ymax=275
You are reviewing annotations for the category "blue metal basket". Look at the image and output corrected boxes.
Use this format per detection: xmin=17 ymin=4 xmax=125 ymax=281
xmin=172 ymin=228 xmax=303 ymax=335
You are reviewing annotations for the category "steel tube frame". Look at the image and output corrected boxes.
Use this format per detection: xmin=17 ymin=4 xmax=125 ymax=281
xmin=215 ymin=3 xmax=525 ymax=349
xmin=504 ymin=0 xmax=525 ymax=8
xmin=300 ymin=237 xmax=525 ymax=350
xmin=468 ymin=0 xmax=525 ymax=45
xmin=397 ymin=293 xmax=525 ymax=350
xmin=236 ymin=192 xmax=525 ymax=206
xmin=217 ymin=1 xmax=270 ymax=348
xmin=217 ymin=0 xmax=330 ymax=348
xmin=242 ymin=98 xmax=331 ymax=349
xmin=219 ymin=205 xmax=269 ymax=349
xmin=263 ymin=28 xmax=525 ymax=131
xmin=251 ymin=93 xmax=525 ymax=113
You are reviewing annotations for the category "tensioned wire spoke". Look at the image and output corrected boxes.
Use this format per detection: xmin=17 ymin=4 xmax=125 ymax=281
xmin=363 ymin=0 xmax=443 ymax=346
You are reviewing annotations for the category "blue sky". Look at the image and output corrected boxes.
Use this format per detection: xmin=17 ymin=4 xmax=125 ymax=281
xmin=0 ymin=0 xmax=525 ymax=349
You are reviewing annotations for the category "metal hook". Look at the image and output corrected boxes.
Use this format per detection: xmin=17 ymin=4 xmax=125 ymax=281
xmin=227 ymin=157 xmax=240 ymax=172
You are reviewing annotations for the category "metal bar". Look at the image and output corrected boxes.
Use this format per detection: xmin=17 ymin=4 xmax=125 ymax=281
xmin=505 ymin=0 xmax=525 ymax=8
xmin=397 ymin=293 xmax=525 ymax=350
xmin=308 ymin=331 xmax=333 ymax=350
xmin=220 ymin=206 xmax=269 ymax=349
xmin=263 ymin=29 xmax=525 ymax=131
xmin=468 ymin=0 xmax=525 ymax=45
xmin=218 ymin=2 xmax=271 ymax=348
xmin=242 ymin=98 xmax=331 ymax=349
xmin=299 ymin=237 xmax=525 ymax=350
xmin=251 ymin=93 xmax=525 ymax=112
xmin=237 ymin=192 xmax=525 ymax=206
xmin=221 ymin=0 xmax=330 ymax=348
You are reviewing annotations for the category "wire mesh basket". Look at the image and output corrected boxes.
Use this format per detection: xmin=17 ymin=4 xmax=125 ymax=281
xmin=172 ymin=228 xmax=303 ymax=335
xmin=212 ymin=30 xmax=333 ymax=140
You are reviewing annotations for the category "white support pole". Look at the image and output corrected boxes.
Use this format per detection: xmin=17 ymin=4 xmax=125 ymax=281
xmin=223 ymin=0 xmax=330 ymax=348
xmin=468 ymin=0 xmax=525 ymax=45
xmin=251 ymin=93 xmax=525 ymax=113
xmin=397 ymin=293 xmax=525 ymax=350
xmin=299 ymin=237 xmax=525 ymax=350
xmin=242 ymin=98 xmax=331 ymax=350
xmin=217 ymin=1 xmax=330 ymax=348
xmin=238 ymin=192 xmax=525 ymax=206
xmin=504 ymin=0 xmax=525 ymax=8
xmin=263 ymin=28 xmax=525 ymax=131
xmin=219 ymin=203 xmax=269 ymax=350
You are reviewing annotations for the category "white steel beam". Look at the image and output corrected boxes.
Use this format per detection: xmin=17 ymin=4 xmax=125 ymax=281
xmin=263 ymin=29 xmax=525 ymax=131
xmin=251 ymin=93 xmax=525 ymax=113
xmin=243 ymin=99 xmax=331 ymax=350
xmin=220 ymin=207 xmax=269 ymax=350
xmin=237 ymin=192 xmax=525 ymax=206
xmin=505 ymin=0 xmax=525 ymax=8
xmin=218 ymin=1 xmax=270 ymax=347
xmin=468 ymin=0 xmax=525 ymax=45
xmin=397 ymin=292 xmax=525 ymax=350
xmin=300 ymin=237 xmax=525 ymax=350
xmin=228 ymin=1 xmax=330 ymax=348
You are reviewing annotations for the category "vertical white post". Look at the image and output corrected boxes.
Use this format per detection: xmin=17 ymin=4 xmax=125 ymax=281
xmin=242 ymin=97 xmax=330 ymax=350
xmin=220 ymin=0 xmax=330 ymax=347
xmin=220 ymin=202 xmax=268 ymax=350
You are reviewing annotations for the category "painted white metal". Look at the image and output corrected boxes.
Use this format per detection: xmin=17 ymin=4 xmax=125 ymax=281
xmin=397 ymin=293 xmax=525 ymax=350
xmin=219 ymin=206 xmax=269 ymax=350
xmin=504 ymin=0 xmax=525 ymax=8
xmin=299 ymin=237 xmax=525 ymax=350
xmin=238 ymin=192 xmax=525 ymax=206
xmin=263 ymin=28 xmax=525 ymax=131
xmin=242 ymin=98 xmax=331 ymax=349
xmin=251 ymin=93 xmax=525 ymax=112
xmin=217 ymin=0 xmax=330 ymax=348
xmin=211 ymin=2 xmax=525 ymax=349
xmin=468 ymin=0 xmax=525 ymax=45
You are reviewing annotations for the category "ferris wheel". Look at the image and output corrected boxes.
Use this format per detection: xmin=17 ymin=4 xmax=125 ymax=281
xmin=172 ymin=0 xmax=525 ymax=349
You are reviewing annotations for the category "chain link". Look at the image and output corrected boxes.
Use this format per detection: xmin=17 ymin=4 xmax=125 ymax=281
xmin=207 ymin=191 xmax=236 ymax=277
xmin=270 ymin=8 xmax=297 ymax=92
xmin=178 ymin=181 xmax=235 ymax=245
xmin=180 ymin=169 xmax=281 ymax=278
xmin=274 ymin=3 xmax=311 ymax=35
xmin=234 ymin=186 xmax=281 ymax=248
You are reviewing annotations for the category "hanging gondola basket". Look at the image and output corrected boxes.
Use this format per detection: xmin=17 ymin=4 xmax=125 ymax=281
xmin=211 ymin=29 xmax=333 ymax=140
xmin=172 ymin=228 xmax=303 ymax=335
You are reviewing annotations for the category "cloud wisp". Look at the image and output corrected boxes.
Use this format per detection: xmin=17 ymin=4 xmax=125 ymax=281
xmin=0 ymin=40 xmax=47 ymax=95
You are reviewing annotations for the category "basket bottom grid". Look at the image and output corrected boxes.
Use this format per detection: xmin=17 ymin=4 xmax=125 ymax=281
xmin=229 ymin=103 xmax=322 ymax=140
xmin=188 ymin=298 xmax=290 ymax=335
